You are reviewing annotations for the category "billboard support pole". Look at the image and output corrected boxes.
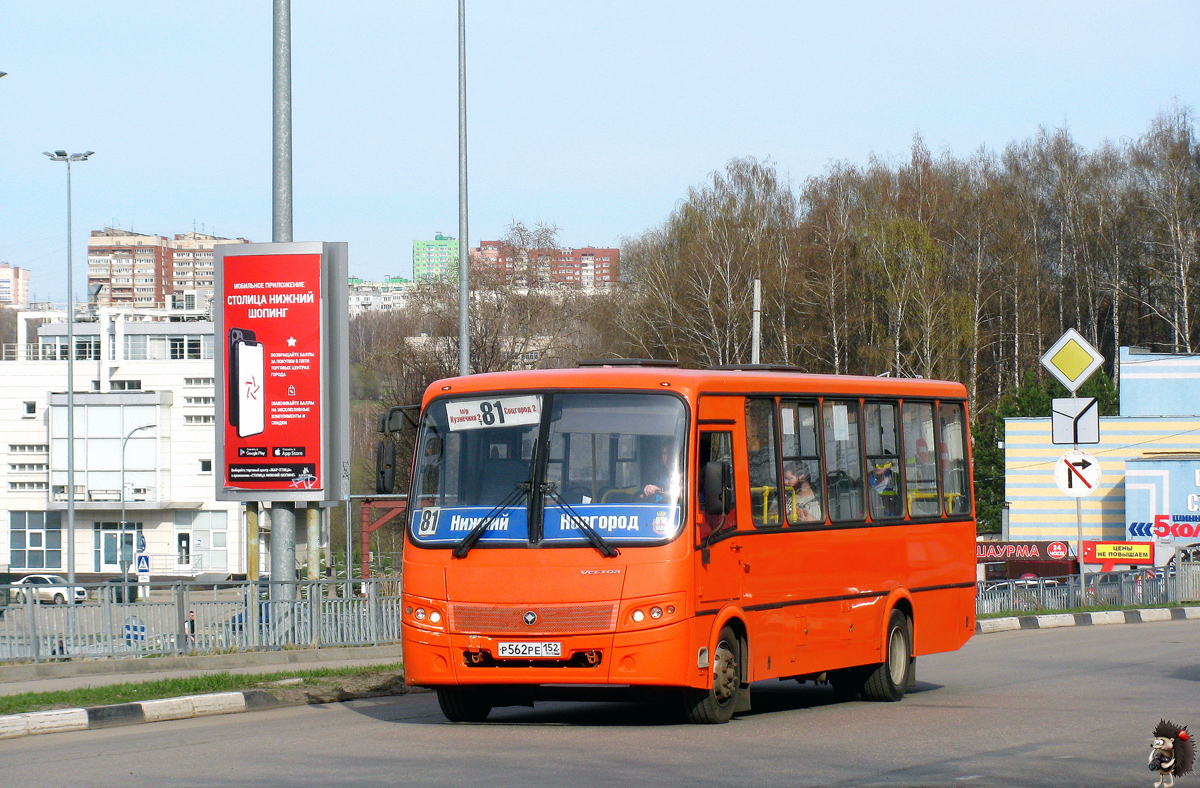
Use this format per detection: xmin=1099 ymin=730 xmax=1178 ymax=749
xmin=270 ymin=0 xmax=296 ymax=596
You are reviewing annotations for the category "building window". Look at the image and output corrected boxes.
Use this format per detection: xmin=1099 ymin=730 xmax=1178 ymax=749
xmin=23 ymin=401 xmax=36 ymax=418
xmin=9 ymin=481 xmax=49 ymax=491
xmin=10 ymin=463 xmax=48 ymax=472
xmin=185 ymin=396 xmax=215 ymax=405
xmin=111 ymin=380 xmax=142 ymax=391
xmin=9 ymin=444 xmax=49 ymax=453
xmin=184 ymin=414 xmax=215 ymax=425
xmin=199 ymin=459 xmax=213 ymax=473
xmin=10 ymin=511 xmax=62 ymax=569
xmin=185 ymin=377 xmax=214 ymax=387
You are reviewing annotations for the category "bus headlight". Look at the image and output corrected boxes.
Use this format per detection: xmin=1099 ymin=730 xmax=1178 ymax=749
xmin=622 ymin=593 xmax=686 ymax=630
xmin=403 ymin=594 xmax=447 ymax=632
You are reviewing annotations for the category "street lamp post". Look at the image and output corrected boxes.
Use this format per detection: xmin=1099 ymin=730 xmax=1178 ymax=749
xmin=44 ymin=150 xmax=94 ymax=590
xmin=120 ymin=424 xmax=156 ymax=580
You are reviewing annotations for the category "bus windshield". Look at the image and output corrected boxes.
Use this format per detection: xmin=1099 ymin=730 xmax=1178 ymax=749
xmin=409 ymin=391 xmax=688 ymax=549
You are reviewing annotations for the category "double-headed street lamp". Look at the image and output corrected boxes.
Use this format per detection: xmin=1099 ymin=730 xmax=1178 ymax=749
xmin=120 ymin=423 xmax=156 ymax=578
xmin=44 ymin=150 xmax=94 ymax=589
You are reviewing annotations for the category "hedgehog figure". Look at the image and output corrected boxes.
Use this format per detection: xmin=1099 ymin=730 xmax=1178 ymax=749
xmin=1150 ymin=719 xmax=1195 ymax=788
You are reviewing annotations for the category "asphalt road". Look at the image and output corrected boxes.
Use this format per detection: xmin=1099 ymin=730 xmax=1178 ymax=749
xmin=2 ymin=619 xmax=1196 ymax=788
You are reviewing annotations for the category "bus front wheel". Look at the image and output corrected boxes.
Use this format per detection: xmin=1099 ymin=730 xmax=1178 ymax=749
xmin=436 ymin=687 xmax=493 ymax=722
xmin=682 ymin=625 xmax=741 ymax=724
xmin=861 ymin=608 xmax=912 ymax=702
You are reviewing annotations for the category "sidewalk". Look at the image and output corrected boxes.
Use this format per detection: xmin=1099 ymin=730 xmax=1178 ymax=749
xmin=0 ymin=643 xmax=403 ymax=696
xmin=975 ymin=604 xmax=1200 ymax=634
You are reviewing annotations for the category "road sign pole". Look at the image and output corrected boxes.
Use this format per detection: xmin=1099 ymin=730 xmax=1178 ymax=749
xmin=1080 ymin=434 xmax=1089 ymax=604
xmin=1076 ymin=493 xmax=1085 ymax=604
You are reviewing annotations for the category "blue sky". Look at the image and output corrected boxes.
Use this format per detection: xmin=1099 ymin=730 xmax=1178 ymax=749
xmin=2 ymin=1 xmax=1198 ymax=301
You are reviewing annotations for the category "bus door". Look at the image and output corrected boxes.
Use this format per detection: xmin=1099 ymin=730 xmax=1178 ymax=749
xmin=696 ymin=397 xmax=743 ymax=605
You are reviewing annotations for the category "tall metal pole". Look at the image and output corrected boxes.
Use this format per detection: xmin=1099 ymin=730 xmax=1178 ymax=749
xmin=457 ymin=0 xmax=470 ymax=377
xmin=66 ymin=157 xmax=76 ymax=589
xmin=273 ymin=0 xmax=292 ymax=244
xmin=45 ymin=150 xmax=93 ymax=589
xmin=271 ymin=0 xmax=297 ymax=599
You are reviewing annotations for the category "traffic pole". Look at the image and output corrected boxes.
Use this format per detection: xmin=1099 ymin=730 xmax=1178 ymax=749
xmin=1075 ymin=439 xmax=1085 ymax=605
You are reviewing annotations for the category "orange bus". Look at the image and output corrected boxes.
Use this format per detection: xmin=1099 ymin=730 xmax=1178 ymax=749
xmin=397 ymin=361 xmax=976 ymax=723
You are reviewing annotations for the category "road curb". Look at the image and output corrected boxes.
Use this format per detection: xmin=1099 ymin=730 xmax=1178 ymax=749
xmin=976 ymin=604 xmax=1200 ymax=634
xmin=0 ymin=687 xmax=299 ymax=740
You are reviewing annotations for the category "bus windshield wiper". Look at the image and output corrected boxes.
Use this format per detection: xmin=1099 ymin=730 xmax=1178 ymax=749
xmin=452 ymin=483 xmax=529 ymax=559
xmin=542 ymin=483 xmax=620 ymax=558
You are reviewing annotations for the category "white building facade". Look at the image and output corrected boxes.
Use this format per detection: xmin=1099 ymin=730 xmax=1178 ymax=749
xmin=1 ymin=309 xmax=245 ymax=579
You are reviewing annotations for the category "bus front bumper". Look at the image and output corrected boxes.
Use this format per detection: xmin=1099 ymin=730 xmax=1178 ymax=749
xmin=402 ymin=619 xmax=694 ymax=688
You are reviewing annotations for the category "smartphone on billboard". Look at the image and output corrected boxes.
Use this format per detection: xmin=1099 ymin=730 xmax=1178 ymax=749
xmin=228 ymin=328 xmax=265 ymax=437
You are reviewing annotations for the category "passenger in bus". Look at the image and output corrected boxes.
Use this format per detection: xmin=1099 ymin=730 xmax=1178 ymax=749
xmin=640 ymin=441 xmax=678 ymax=502
xmin=783 ymin=462 xmax=822 ymax=522
xmin=868 ymin=459 xmax=902 ymax=517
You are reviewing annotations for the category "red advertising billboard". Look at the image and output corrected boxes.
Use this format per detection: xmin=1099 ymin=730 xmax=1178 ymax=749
xmin=221 ymin=251 xmax=322 ymax=492
xmin=215 ymin=242 xmax=349 ymax=502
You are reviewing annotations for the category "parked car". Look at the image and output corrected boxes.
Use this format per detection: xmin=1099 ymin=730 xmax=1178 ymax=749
xmin=1086 ymin=573 xmax=1126 ymax=605
xmin=13 ymin=574 xmax=87 ymax=604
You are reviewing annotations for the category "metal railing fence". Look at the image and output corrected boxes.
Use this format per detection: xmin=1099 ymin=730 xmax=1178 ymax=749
xmin=0 ymin=578 xmax=401 ymax=664
xmin=2 ymin=566 xmax=1195 ymax=663
xmin=976 ymin=564 xmax=1200 ymax=616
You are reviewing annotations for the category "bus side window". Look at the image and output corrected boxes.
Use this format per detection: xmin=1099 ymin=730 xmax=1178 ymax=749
xmin=698 ymin=431 xmax=736 ymax=539
xmin=780 ymin=400 xmax=824 ymax=525
xmin=822 ymin=399 xmax=864 ymax=522
xmin=939 ymin=403 xmax=971 ymax=515
xmin=865 ymin=402 xmax=904 ymax=520
xmin=745 ymin=399 xmax=781 ymax=528
xmin=902 ymin=402 xmax=940 ymax=517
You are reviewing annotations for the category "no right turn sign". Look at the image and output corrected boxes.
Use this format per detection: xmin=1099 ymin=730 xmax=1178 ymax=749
xmin=1054 ymin=450 xmax=1100 ymax=497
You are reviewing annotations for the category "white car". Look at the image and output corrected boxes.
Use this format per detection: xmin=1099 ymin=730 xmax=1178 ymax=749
xmin=13 ymin=574 xmax=88 ymax=604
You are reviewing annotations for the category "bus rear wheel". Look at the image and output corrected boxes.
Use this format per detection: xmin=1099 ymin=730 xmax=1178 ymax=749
xmin=436 ymin=687 xmax=493 ymax=722
xmin=861 ymin=608 xmax=912 ymax=702
xmin=682 ymin=625 xmax=741 ymax=724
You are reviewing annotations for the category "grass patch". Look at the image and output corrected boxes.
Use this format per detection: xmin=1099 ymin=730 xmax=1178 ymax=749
xmin=976 ymin=601 xmax=1191 ymax=619
xmin=0 ymin=662 xmax=404 ymax=716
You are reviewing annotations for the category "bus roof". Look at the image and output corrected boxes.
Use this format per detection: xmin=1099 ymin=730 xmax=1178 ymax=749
xmin=422 ymin=365 xmax=968 ymax=407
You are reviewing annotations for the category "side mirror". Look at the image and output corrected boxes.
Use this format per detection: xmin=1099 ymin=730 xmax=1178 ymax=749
xmin=703 ymin=460 xmax=731 ymax=516
xmin=376 ymin=439 xmax=396 ymax=494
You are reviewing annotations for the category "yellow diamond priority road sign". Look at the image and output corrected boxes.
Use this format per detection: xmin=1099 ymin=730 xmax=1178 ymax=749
xmin=1041 ymin=329 xmax=1104 ymax=393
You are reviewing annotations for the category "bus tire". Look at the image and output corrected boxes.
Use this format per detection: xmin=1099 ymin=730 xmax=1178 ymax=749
xmin=436 ymin=687 xmax=493 ymax=722
xmin=682 ymin=625 xmax=741 ymax=724
xmin=862 ymin=608 xmax=911 ymax=702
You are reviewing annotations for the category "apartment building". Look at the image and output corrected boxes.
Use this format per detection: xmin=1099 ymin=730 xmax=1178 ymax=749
xmin=348 ymin=276 xmax=414 ymax=317
xmin=86 ymin=228 xmax=173 ymax=308
xmin=170 ymin=232 xmax=249 ymax=311
xmin=413 ymin=233 xmax=459 ymax=282
xmin=86 ymin=228 xmax=250 ymax=311
xmin=472 ymin=242 xmax=619 ymax=289
xmin=0 ymin=263 xmax=31 ymax=307
xmin=1 ymin=309 xmax=244 ymax=579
